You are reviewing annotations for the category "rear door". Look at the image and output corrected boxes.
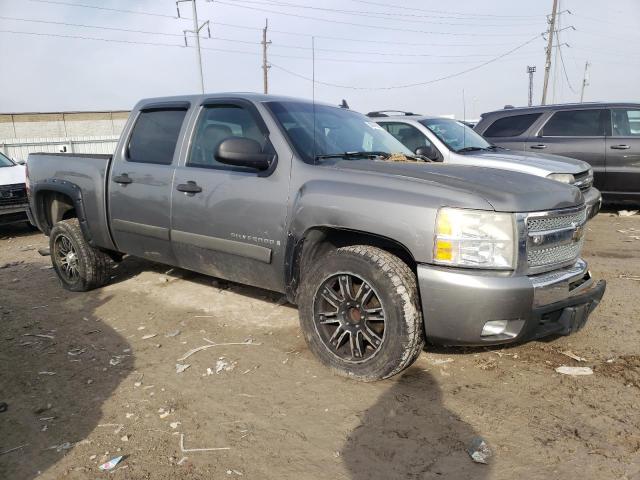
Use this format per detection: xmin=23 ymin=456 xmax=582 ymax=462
xmin=109 ymin=104 xmax=189 ymax=264
xmin=170 ymin=100 xmax=290 ymax=292
xmin=480 ymin=112 xmax=543 ymax=150
xmin=605 ymin=108 xmax=640 ymax=197
xmin=527 ymin=108 xmax=608 ymax=190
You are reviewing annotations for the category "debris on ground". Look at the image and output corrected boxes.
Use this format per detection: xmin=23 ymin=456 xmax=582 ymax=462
xmin=142 ymin=333 xmax=157 ymax=340
xmin=426 ymin=357 xmax=454 ymax=366
xmin=0 ymin=402 xmax=7 ymax=413
xmin=98 ymin=455 xmax=124 ymax=471
xmin=555 ymin=366 xmax=594 ymax=376
xmin=49 ymin=442 xmax=72 ymax=452
xmin=177 ymin=338 xmax=260 ymax=362
xmin=467 ymin=436 xmax=492 ymax=464
xmin=618 ymin=210 xmax=639 ymax=217
xmin=38 ymin=371 xmax=56 ymax=376
xmin=213 ymin=357 xmax=236 ymax=374
xmin=180 ymin=433 xmax=230 ymax=453
xmin=560 ymin=350 xmax=587 ymax=362
xmin=177 ymin=456 xmax=189 ymax=465
xmin=0 ymin=444 xmax=28 ymax=456
xmin=176 ymin=363 xmax=191 ymax=374
xmin=619 ymin=274 xmax=640 ymax=282
xmin=165 ymin=329 xmax=181 ymax=338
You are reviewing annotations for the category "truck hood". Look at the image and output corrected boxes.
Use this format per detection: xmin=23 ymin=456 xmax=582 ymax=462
xmin=333 ymin=159 xmax=583 ymax=213
xmin=0 ymin=164 xmax=26 ymax=186
xmin=464 ymin=149 xmax=590 ymax=175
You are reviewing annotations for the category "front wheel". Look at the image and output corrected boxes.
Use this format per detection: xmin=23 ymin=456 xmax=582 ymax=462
xmin=50 ymin=219 xmax=113 ymax=291
xmin=298 ymin=245 xmax=425 ymax=381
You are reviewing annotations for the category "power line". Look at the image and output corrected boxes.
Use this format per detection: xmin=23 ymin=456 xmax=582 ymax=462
xmin=230 ymin=0 xmax=535 ymax=27
xmin=212 ymin=21 xmax=521 ymax=47
xmin=557 ymin=44 xmax=578 ymax=94
xmin=0 ymin=29 xmax=538 ymax=66
xmin=0 ymin=15 xmax=185 ymax=38
xmin=0 ymin=15 xmax=540 ymax=59
xmin=347 ymin=0 xmax=544 ymax=19
xmin=28 ymin=0 xmax=188 ymax=20
xmin=215 ymin=1 xmax=540 ymax=37
xmin=270 ymin=34 xmax=543 ymax=90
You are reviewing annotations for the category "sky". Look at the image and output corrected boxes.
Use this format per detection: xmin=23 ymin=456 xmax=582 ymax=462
xmin=0 ymin=0 xmax=639 ymax=119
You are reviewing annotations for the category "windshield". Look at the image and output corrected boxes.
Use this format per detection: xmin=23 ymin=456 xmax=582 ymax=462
xmin=419 ymin=118 xmax=491 ymax=153
xmin=0 ymin=152 xmax=14 ymax=167
xmin=267 ymin=101 xmax=413 ymax=162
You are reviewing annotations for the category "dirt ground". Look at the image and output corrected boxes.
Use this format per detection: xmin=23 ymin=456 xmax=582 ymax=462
xmin=1 ymin=212 xmax=639 ymax=480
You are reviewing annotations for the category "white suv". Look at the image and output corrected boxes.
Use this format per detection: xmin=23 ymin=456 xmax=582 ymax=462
xmin=368 ymin=111 xmax=601 ymax=219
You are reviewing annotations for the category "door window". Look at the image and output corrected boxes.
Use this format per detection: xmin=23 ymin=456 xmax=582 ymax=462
xmin=541 ymin=109 xmax=607 ymax=137
xmin=127 ymin=109 xmax=187 ymax=164
xmin=483 ymin=113 xmax=541 ymax=137
xmin=611 ymin=109 xmax=640 ymax=136
xmin=188 ymin=105 xmax=269 ymax=171
xmin=380 ymin=122 xmax=432 ymax=153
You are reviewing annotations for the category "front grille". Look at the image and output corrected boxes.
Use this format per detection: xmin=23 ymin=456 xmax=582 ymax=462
xmin=0 ymin=183 xmax=27 ymax=207
xmin=528 ymin=238 xmax=584 ymax=267
xmin=572 ymin=171 xmax=593 ymax=191
xmin=525 ymin=206 xmax=587 ymax=272
xmin=527 ymin=208 xmax=587 ymax=232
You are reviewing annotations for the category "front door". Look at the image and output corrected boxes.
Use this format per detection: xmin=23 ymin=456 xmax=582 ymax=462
xmin=109 ymin=106 xmax=188 ymax=264
xmin=527 ymin=108 xmax=608 ymax=190
xmin=170 ymin=100 xmax=290 ymax=292
xmin=605 ymin=108 xmax=640 ymax=197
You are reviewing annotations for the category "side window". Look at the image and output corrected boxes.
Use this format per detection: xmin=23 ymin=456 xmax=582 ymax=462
xmin=483 ymin=113 xmax=541 ymax=137
xmin=611 ymin=109 xmax=640 ymax=136
xmin=541 ymin=109 xmax=606 ymax=137
xmin=127 ymin=109 xmax=187 ymax=164
xmin=379 ymin=122 xmax=431 ymax=153
xmin=188 ymin=105 xmax=269 ymax=171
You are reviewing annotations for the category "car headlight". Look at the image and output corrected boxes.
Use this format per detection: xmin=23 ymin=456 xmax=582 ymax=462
xmin=433 ymin=207 xmax=515 ymax=269
xmin=547 ymin=173 xmax=575 ymax=184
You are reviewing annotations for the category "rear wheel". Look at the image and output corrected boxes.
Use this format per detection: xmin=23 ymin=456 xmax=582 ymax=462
xmin=50 ymin=219 xmax=113 ymax=291
xmin=298 ymin=245 xmax=424 ymax=381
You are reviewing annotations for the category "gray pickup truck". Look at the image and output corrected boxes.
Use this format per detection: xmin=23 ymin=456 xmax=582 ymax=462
xmin=27 ymin=93 xmax=605 ymax=381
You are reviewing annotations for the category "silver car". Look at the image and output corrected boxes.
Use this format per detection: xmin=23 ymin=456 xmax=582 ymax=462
xmin=369 ymin=111 xmax=602 ymax=219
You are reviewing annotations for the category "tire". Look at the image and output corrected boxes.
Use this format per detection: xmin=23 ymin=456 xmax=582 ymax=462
xmin=298 ymin=245 xmax=424 ymax=381
xmin=49 ymin=219 xmax=113 ymax=292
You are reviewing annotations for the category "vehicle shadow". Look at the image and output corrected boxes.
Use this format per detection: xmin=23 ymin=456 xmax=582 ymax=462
xmin=0 ymin=260 xmax=133 ymax=480
xmin=0 ymin=222 xmax=39 ymax=240
xmin=341 ymin=367 xmax=490 ymax=480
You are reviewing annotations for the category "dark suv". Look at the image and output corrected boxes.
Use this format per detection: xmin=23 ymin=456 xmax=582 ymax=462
xmin=475 ymin=103 xmax=640 ymax=202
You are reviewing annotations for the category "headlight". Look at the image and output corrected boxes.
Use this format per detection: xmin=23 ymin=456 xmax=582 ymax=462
xmin=433 ymin=208 xmax=515 ymax=269
xmin=547 ymin=173 xmax=575 ymax=184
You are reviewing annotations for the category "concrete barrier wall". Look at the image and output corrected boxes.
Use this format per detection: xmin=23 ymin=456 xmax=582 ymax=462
xmin=1 ymin=136 xmax=120 ymax=162
xmin=0 ymin=111 xmax=129 ymax=139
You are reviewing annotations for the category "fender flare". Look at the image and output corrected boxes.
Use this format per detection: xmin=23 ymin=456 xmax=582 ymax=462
xmin=31 ymin=179 xmax=94 ymax=245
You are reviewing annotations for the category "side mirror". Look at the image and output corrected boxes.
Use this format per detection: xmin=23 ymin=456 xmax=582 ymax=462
xmin=215 ymin=137 xmax=273 ymax=171
xmin=415 ymin=145 xmax=440 ymax=162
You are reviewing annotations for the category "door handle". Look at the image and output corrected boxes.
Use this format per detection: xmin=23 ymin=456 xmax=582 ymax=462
xmin=530 ymin=144 xmax=547 ymax=149
xmin=113 ymin=173 xmax=132 ymax=184
xmin=610 ymin=144 xmax=630 ymax=150
xmin=176 ymin=181 xmax=202 ymax=194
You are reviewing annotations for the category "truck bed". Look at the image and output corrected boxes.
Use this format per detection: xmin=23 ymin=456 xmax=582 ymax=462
xmin=27 ymin=152 xmax=115 ymax=250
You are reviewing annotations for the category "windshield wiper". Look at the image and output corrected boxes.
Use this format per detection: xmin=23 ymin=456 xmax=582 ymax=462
xmin=315 ymin=151 xmax=391 ymax=161
xmin=456 ymin=146 xmax=484 ymax=153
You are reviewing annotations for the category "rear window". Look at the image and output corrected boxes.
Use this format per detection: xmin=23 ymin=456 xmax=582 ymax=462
xmin=541 ymin=109 xmax=606 ymax=137
xmin=483 ymin=113 xmax=541 ymax=137
xmin=127 ymin=109 xmax=187 ymax=165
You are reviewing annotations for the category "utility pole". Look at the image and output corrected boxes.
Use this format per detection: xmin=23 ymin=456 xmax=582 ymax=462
xmin=541 ymin=0 xmax=558 ymax=105
xmin=580 ymin=61 xmax=590 ymax=102
xmin=261 ymin=19 xmax=271 ymax=94
xmin=177 ymin=0 xmax=210 ymax=94
xmin=527 ymin=66 xmax=536 ymax=106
